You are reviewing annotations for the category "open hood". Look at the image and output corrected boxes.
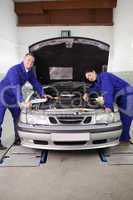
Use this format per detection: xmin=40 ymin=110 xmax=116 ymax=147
xmin=29 ymin=37 xmax=110 ymax=84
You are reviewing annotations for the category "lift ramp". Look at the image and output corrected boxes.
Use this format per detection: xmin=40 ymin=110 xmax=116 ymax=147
xmin=1 ymin=143 xmax=133 ymax=167
xmin=98 ymin=143 xmax=133 ymax=165
xmin=0 ymin=145 xmax=48 ymax=167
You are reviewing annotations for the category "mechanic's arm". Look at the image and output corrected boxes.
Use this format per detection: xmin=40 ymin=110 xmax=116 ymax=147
xmin=8 ymin=69 xmax=32 ymax=109
xmin=8 ymin=69 xmax=24 ymax=103
xmin=100 ymin=73 xmax=114 ymax=112
xmin=28 ymin=70 xmax=45 ymax=97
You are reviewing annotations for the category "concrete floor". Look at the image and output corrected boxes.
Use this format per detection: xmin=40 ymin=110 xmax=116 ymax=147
xmin=0 ymin=111 xmax=133 ymax=200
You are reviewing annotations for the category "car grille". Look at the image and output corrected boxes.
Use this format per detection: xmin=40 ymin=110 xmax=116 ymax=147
xmin=57 ymin=116 xmax=84 ymax=124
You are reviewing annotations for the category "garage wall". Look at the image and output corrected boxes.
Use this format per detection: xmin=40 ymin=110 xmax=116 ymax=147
xmin=112 ymin=0 xmax=133 ymax=71
xmin=17 ymin=0 xmax=133 ymax=73
xmin=1 ymin=0 xmax=133 ymax=74
xmin=0 ymin=0 xmax=18 ymax=73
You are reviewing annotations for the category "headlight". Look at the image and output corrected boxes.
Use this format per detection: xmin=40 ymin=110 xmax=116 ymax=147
xmin=95 ymin=112 xmax=120 ymax=124
xmin=27 ymin=114 xmax=50 ymax=125
xmin=19 ymin=112 xmax=27 ymax=123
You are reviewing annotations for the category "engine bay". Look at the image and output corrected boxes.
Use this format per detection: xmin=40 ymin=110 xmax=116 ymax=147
xmin=30 ymin=81 xmax=102 ymax=110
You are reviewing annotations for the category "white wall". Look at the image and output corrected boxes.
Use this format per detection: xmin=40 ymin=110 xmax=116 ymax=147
xmin=0 ymin=0 xmax=18 ymax=73
xmin=1 ymin=0 xmax=133 ymax=73
xmin=112 ymin=0 xmax=133 ymax=72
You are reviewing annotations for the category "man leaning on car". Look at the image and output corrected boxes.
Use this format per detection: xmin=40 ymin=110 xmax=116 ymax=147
xmin=83 ymin=68 xmax=133 ymax=144
xmin=0 ymin=53 xmax=48 ymax=150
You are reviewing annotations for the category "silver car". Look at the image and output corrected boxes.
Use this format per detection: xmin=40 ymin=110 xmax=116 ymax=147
xmin=17 ymin=37 xmax=122 ymax=150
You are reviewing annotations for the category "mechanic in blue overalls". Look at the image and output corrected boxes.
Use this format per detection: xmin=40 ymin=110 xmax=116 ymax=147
xmin=0 ymin=53 xmax=47 ymax=149
xmin=83 ymin=68 xmax=133 ymax=143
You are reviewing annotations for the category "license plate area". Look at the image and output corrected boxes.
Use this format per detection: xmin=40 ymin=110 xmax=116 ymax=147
xmin=51 ymin=133 xmax=90 ymax=141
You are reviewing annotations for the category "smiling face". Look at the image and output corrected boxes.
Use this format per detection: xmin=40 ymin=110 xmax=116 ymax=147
xmin=85 ymin=70 xmax=97 ymax=82
xmin=23 ymin=54 xmax=35 ymax=70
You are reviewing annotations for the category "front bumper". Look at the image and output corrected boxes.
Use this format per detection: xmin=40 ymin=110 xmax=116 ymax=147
xmin=17 ymin=122 xmax=122 ymax=150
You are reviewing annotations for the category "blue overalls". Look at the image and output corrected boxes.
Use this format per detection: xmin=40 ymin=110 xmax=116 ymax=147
xmin=89 ymin=72 xmax=133 ymax=141
xmin=0 ymin=62 xmax=44 ymax=141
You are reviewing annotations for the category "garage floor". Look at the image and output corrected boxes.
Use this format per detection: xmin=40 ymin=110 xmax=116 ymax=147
xmin=0 ymin=111 xmax=133 ymax=200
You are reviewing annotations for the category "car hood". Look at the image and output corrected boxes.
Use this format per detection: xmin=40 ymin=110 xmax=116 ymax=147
xmin=29 ymin=37 xmax=110 ymax=84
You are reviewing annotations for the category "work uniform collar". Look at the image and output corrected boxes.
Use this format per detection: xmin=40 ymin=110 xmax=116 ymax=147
xmin=90 ymin=73 xmax=102 ymax=89
xmin=95 ymin=73 xmax=101 ymax=84
xmin=90 ymin=73 xmax=100 ymax=85
xmin=21 ymin=62 xmax=31 ymax=73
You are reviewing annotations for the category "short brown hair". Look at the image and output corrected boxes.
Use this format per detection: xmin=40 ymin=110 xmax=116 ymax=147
xmin=25 ymin=52 xmax=34 ymax=58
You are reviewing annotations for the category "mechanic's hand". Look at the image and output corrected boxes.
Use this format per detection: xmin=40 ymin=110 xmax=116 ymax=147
xmin=41 ymin=95 xmax=48 ymax=102
xmin=83 ymin=93 xmax=89 ymax=102
xmin=46 ymin=94 xmax=54 ymax=100
xmin=95 ymin=96 xmax=104 ymax=105
xmin=43 ymin=95 xmax=59 ymax=100
xmin=104 ymin=108 xmax=112 ymax=113
xmin=20 ymin=101 xmax=32 ymax=109
xmin=25 ymin=101 xmax=32 ymax=108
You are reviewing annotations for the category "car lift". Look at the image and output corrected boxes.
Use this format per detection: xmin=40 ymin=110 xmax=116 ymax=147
xmin=0 ymin=144 xmax=49 ymax=166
